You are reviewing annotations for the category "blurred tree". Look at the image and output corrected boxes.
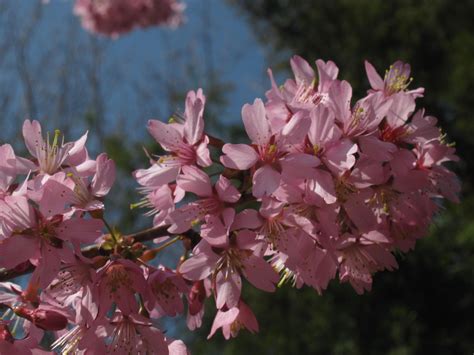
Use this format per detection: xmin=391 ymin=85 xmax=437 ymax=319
xmin=188 ymin=1 xmax=474 ymax=354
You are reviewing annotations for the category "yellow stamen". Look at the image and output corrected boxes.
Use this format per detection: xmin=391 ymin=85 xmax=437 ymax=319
xmin=53 ymin=129 xmax=61 ymax=148
xmin=313 ymin=144 xmax=320 ymax=155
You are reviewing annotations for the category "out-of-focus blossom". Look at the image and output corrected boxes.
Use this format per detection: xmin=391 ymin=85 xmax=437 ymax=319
xmin=74 ymin=0 xmax=185 ymax=37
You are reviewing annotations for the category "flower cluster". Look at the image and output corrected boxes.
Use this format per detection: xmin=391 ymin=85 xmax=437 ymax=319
xmin=74 ymin=0 xmax=185 ymax=37
xmin=0 ymin=121 xmax=188 ymax=353
xmin=135 ymin=57 xmax=459 ymax=339
xmin=0 ymin=57 xmax=459 ymax=352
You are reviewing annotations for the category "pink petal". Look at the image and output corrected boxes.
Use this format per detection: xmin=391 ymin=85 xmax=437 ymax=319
xmin=208 ymin=308 xmax=239 ymax=339
xmin=290 ymin=55 xmax=315 ymax=85
xmin=232 ymin=209 xmax=262 ymax=230
xmin=56 ymin=218 xmax=103 ymax=243
xmin=237 ymin=301 xmax=259 ymax=333
xmin=281 ymin=153 xmax=320 ymax=180
xmin=22 ymin=120 xmax=42 ymax=158
xmin=349 ymin=158 xmax=386 ymax=188
xmin=133 ymin=164 xmax=180 ymax=187
xmin=167 ymin=339 xmax=189 ymax=355
xmin=329 ymin=80 xmax=352 ymax=125
xmin=183 ymin=90 xmax=205 ymax=145
xmin=180 ymin=253 xmax=215 ymax=281
xmin=364 ymin=60 xmax=384 ymax=90
xmin=360 ymin=230 xmax=391 ymax=244
xmin=66 ymin=132 xmax=89 ymax=166
xmin=147 ymin=119 xmax=183 ymax=151
xmin=252 ymin=165 xmax=281 ymax=198
xmin=196 ymin=137 xmax=212 ymax=167
xmin=316 ymin=59 xmax=339 ymax=92
xmin=386 ymin=93 xmax=415 ymax=128
xmin=266 ymin=101 xmax=289 ymax=135
xmin=236 ymin=230 xmax=260 ymax=251
xmin=201 ymin=213 xmax=230 ymax=247
xmin=242 ymin=255 xmax=279 ymax=292
xmin=259 ymin=197 xmax=285 ymax=218
xmin=307 ymin=169 xmax=337 ymax=205
xmin=215 ymin=271 xmax=242 ymax=309
xmin=242 ymin=98 xmax=271 ymax=146
xmin=308 ymin=106 xmax=340 ymax=147
xmin=168 ymin=203 xmax=201 ymax=234
xmin=323 ymin=139 xmax=358 ymax=175
xmin=359 ymin=136 xmax=397 ymax=162
xmin=38 ymin=179 xmax=74 ymax=217
xmin=91 ymin=153 xmax=116 ymax=196
xmin=177 ymin=166 xmax=212 ymax=197
xmin=220 ymin=144 xmax=259 ymax=170
xmin=0 ymin=235 xmax=37 ymax=269
xmin=148 ymin=185 xmax=174 ymax=210
xmin=74 ymin=158 xmax=96 ymax=176
xmin=344 ymin=189 xmax=378 ymax=232
xmin=215 ymin=175 xmax=241 ymax=203
xmin=280 ymin=111 xmax=310 ymax=145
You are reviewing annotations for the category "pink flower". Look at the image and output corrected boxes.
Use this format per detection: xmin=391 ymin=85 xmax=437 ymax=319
xmin=22 ymin=120 xmax=91 ymax=176
xmin=96 ymin=258 xmax=148 ymax=317
xmin=105 ymin=312 xmax=168 ymax=355
xmin=336 ymin=233 xmax=398 ymax=294
xmin=148 ymin=266 xmax=188 ymax=317
xmin=201 ymin=208 xmax=262 ymax=248
xmin=51 ymin=290 xmax=105 ymax=354
xmin=220 ymin=98 xmax=316 ymax=198
xmin=180 ymin=231 xmax=279 ymax=309
xmin=207 ymin=300 xmax=258 ymax=340
xmin=133 ymin=89 xmax=211 ymax=189
xmin=0 ymin=192 xmax=103 ymax=288
xmin=168 ymin=166 xmax=241 ymax=235
xmin=365 ymin=60 xmax=424 ymax=97
xmin=68 ymin=153 xmax=116 ymax=210
xmin=413 ymin=140 xmax=460 ymax=202
xmin=42 ymin=256 xmax=97 ymax=308
xmin=328 ymin=80 xmax=391 ymax=137
xmin=74 ymin=0 xmax=185 ymax=37
xmin=266 ymin=56 xmax=338 ymax=115
xmin=132 ymin=181 xmax=185 ymax=228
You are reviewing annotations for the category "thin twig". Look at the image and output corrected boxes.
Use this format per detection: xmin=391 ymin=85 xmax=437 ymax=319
xmin=0 ymin=225 xmax=197 ymax=282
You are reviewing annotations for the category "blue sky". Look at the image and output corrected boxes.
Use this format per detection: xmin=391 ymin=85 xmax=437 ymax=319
xmin=40 ymin=0 xmax=271 ymax=131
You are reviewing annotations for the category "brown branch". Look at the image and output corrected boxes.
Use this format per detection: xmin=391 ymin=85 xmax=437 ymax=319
xmin=0 ymin=225 xmax=199 ymax=282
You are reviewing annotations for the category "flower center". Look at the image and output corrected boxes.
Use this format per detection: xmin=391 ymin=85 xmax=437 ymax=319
xmin=36 ymin=129 xmax=70 ymax=175
xmin=384 ymin=66 xmax=413 ymax=94
xmin=105 ymin=265 xmax=131 ymax=293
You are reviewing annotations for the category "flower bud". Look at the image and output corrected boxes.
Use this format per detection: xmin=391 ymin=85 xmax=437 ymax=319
xmin=13 ymin=306 xmax=68 ymax=331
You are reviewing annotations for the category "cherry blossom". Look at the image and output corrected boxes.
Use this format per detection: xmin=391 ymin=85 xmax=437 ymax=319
xmin=0 ymin=56 xmax=459 ymax=353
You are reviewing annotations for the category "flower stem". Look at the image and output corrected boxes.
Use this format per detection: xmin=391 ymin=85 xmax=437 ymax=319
xmin=140 ymin=235 xmax=182 ymax=262
xmin=101 ymin=216 xmax=118 ymax=244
